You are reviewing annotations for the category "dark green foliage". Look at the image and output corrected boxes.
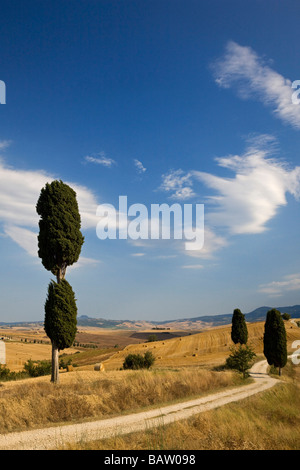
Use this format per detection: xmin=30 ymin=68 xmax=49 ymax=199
xmin=143 ymin=351 xmax=155 ymax=369
xmin=36 ymin=180 xmax=84 ymax=280
xmin=282 ymin=313 xmax=291 ymax=321
xmin=0 ymin=365 xmax=28 ymax=382
xmin=0 ymin=365 xmax=12 ymax=381
xmin=263 ymin=309 xmax=287 ymax=375
xmin=59 ymin=357 xmax=74 ymax=369
xmin=226 ymin=344 xmax=256 ymax=378
xmin=147 ymin=334 xmax=158 ymax=342
xmin=123 ymin=353 xmax=145 ymax=370
xmin=44 ymin=279 xmax=78 ymax=351
xmin=24 ymin=359 xmax=52 ymax=377
xmin=231 ymin=308 xmax=248 ymax=345
xmin=123 ymin=351 xmax=156 ymax=370
xmin=0 ymin=361 xmax=52 ymax=381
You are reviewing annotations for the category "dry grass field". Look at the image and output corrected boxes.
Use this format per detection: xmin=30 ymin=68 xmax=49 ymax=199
xmin=0 ymin=366 xmax=241 ymax=434
xmin=66 ymin=362 xmax=300 ymax=451
xmin=0 ymin=319 xmax=299 ymax=449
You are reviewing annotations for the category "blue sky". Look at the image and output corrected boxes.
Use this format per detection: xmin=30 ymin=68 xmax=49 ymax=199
xmin=1 ymin=0 xmax=300 ymax=322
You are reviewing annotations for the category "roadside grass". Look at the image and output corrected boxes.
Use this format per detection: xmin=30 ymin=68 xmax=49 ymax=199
xmin=63 ymin=360 xmax=300 ymax=450
xmin=0 ymin=366 xmax=242 ymax=434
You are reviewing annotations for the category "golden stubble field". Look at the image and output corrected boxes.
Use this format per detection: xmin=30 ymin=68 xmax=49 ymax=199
xmin=102 ymin=320 xmax=300 ymax=370
xmin=0 ymin=327 xmax=137 ymax=371
xmin=1 ymin=326 xmax=184 ymax=371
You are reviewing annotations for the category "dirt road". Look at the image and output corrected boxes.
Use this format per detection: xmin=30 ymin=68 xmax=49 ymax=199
xmin=0 ymin=359 xmax=278 ymax=450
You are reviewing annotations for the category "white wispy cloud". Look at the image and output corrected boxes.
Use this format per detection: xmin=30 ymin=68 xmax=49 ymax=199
xmin=258 ymin=273 xmax=300 ymax=297
xmin=182 ymin=264 xmax=204 ymax=269
xmin=184 ymin=227 xmax=228 ymax=259
xmin=4 ymin=225 xmax=39 ymax=258
xmin=0 ymin=160 xmax=100 ymax=230
xmin=84 ymin=151 xmax=116 ymax=167
xmin=159 ymin=135 xmax=300 ymax=259
xmin=212 ymin=41 xmax=300 ymax=129
xmin=159 ymin=169 xmax=195 ymax=200
xmin=192 ymin=136 xmax=300 ymax=235
xmin=0 ymin=159 xmax=101 ymax=265
xmin=131 ymin=252 xmax=145 ymax=257
xmin=134 ymin=159 xmax=147 ymax=174
xmin=3 ymin=224 xmax=99 ymax=268
xmin=0 ymin=140 xmax=12 ymax=150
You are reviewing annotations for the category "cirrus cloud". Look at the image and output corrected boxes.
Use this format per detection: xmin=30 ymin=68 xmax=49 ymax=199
xmin=212 ymin=41 xmax=300 ymax=129
xmin=134 ymin=159 xmax=147 ymax=174
xmin=159 ymin=135 xmax=300 ymax=259
xmin=84 ymin=151 xmax=116 ymax=168
xmin=192 ymin=136 xmax=300 ymax=235
xmin=258 ymin=273 xmax=300 ymax=297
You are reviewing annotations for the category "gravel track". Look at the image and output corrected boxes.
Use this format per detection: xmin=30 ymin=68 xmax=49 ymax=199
xmin=0 ymin=359 xmax=278 ymax=450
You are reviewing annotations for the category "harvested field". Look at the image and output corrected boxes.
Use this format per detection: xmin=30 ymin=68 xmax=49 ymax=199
xmin=103 ymin=320 xmax=300 ymax=370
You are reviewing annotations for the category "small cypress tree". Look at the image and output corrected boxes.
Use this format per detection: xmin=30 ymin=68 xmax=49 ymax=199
xmin=45 ymin=280 xmax=78 ymax=383
xmin=226 ymin=344 xmax=256 ymax=378
xmin=263 ymin=308 xmax=287 ymax=376
xmin=231 ymin=308 xmax=248 ymax=345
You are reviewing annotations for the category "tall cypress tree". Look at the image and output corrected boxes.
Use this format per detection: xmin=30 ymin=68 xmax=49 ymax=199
xmin=263 ymin=308 xmax=287 ymax=376
xmin=36 ymin=180 xmax=84 ymax=383
xmin=231 ymin=308 xmax=248 ymax=345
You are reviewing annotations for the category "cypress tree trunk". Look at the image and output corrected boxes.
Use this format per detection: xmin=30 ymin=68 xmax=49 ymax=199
xmin=51 ymin=342 xmax=60 ymax=384
xmin=56 ymin=270 xmax=62 ymax=284
xmin=56 ymin=264 xmax=66 ymax=284
xmin=52 ymin=265 xmax=64 ymax=383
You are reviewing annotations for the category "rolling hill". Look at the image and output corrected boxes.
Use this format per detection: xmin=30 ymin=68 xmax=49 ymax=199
xmin=1 ymin=305 xmax=299 ymax=330
xmin=102 ymin=318 xmax=300 ymax=370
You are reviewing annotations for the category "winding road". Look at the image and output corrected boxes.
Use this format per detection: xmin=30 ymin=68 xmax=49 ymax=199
xmin=0 ymin=359 xmax=278 ymax=450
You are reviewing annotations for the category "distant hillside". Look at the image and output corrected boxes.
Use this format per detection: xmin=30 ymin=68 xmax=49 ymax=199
xmin=75 ymin=305 xmax=300 ymax=329
xmin=1 ymin=305 xmax=299 ymax=330
xmin=0 ymin=321 xmax=44 ymax=328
